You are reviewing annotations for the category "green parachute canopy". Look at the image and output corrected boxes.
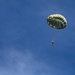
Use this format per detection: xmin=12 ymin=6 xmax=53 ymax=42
xmin=47 ymin=14 xmax=67 ymax=30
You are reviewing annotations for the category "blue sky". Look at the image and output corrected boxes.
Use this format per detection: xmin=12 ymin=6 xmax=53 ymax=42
xmin=0 ymin=0 xmax=75 ymax=75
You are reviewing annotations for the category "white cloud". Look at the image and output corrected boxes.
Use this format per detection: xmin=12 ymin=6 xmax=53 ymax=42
xmin=0 ymin=49 xmax=53 ymax=75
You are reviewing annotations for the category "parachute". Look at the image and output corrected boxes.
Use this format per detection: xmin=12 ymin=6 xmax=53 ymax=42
xmin=47 ymin=14 xmax=67 ymax=45
xmin=47 ymin=14 xmax=67 ymax=30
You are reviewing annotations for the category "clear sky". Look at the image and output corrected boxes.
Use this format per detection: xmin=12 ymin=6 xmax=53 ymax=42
xmin=0 ymin=0 xmax=75 ymax=75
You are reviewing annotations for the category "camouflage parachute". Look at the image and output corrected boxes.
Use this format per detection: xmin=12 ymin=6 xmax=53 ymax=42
xmin=47 ymin=14 xmax=67 ymax=30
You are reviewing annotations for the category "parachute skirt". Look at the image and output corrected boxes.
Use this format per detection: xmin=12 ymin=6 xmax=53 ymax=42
xmin=47 ymin=14 xmax=67 ymax=30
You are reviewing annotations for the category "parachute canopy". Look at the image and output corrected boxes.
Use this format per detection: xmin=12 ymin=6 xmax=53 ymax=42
xmin=47 ymin=14 xmax=67 ymax=30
